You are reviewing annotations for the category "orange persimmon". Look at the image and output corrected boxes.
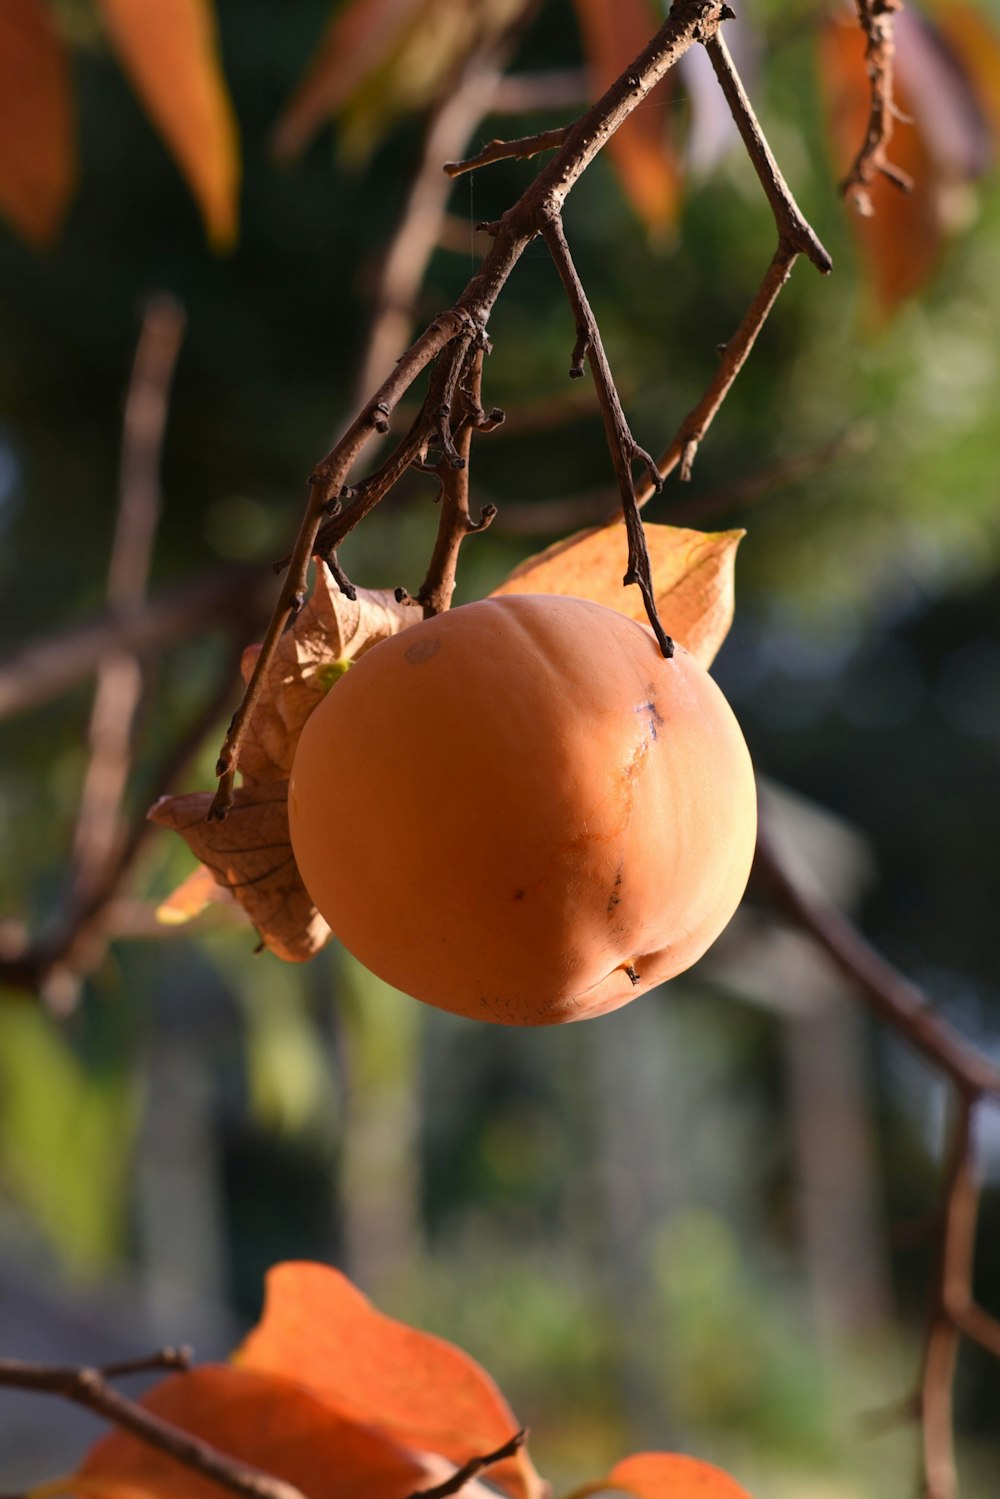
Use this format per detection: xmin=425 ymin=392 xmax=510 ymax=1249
xmin=288 ymin=594 xmax=756 ymax=1024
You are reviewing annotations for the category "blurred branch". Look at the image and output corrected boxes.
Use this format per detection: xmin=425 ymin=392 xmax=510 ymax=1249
xmin=841 ymin=0 xmax=913 ymax=216
xmin=0 ymin=565 xmax=263 ymax=720
xmin=489 ymin=70 xmax=588 ymax=113
xmin=70 ymin=294 xmax=186 ymax=906
xmin=0 ymin=1355 xmax=305 ymax=1499
xmin=753 ymin=818 xmax=1000 ymax=1499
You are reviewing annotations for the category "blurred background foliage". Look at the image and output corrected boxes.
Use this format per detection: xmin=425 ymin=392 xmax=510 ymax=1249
xmin=1 ymin=0 xmax=1000 ymax=1496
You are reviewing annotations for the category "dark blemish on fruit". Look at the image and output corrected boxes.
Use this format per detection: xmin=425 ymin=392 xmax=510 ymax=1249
xmin=624 ymin=962 xmax=641 ymax=986
xmin=514 ymin=888 xmax=525 ymax=900
xmin=634 ymin=687 xmax=664 ymax=740
xmin=405 ymin=637 xmax=441 ymax=665
xmin=607 ymin=864 xmax=623 ymax=913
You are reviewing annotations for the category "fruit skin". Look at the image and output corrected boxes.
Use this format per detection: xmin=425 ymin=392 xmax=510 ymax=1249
xmin=288 ymin=594 xmax=756 ymax=1026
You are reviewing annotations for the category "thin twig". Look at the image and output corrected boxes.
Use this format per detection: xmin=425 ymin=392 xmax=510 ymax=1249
xmin=704 ymin=31 xmax=833 ymax=272
xmin=413 ymin=340 xmax=499 ymax=616
xmin=642 ymin=241 xmax=798 ymax=498
xmin=540 ymin=211 xmax=671 ymax=655
xmin=0 ymin=1358 xmax=306 ymax=1499
xmin=841 ymin=0 xmax=912 ymax=216
xmin=445 ymin=125 xmax=572 ymax=178
xmin=408 ymin=1430 xmax=527 ymax=1499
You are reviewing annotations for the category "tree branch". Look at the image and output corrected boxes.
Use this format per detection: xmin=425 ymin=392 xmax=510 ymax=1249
xmin=0 ymin=1356 xmax=306 ymax=1499
xmin=445 ymin=125 xmax=572 ymax=179
xmin=540 ymin=211 xmax=671 ymax=655
xmin=408 ymin=1431 xmax=527 ymax=1499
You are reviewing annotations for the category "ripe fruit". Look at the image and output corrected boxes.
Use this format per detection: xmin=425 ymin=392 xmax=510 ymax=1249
xmin=288 ymin=594 xmax=756 ymax=1025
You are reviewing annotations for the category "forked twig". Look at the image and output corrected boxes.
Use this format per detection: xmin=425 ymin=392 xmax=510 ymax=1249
xmin=841 ymin=0 xmax=913 ymax=216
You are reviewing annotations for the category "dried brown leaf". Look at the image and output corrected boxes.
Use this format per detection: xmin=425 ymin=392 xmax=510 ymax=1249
xmin=149 ymin=784 xmax=329 ymax=962
xmin=493 ymin=523 xmax=744 ymax=668
xmin=238 ymin=562 xmax=416 ymax=787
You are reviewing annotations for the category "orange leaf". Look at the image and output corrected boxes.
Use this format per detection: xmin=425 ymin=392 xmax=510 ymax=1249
xmin=579 ymin=1451 xmax=753 ymax=1499
xmin=492 ymin=524 xmax=743 ymax=669
xmin=0 ymin=0 xmax=74 ymax=246
xmin=926 ymin=0 xmax=1000 ymax=144
xmin=236 ymin=1261 xmax=544 ymax=1499
xmin=97 ymin=0 xmax=239 ymax=248
xmin=156 ymin=861 xmax=236 ymax=925
xmin=817 ymin=13 xmax=945 ymax=318
xmin=66 ymin=1365 xmax=429 ymax=1499
xmin=148 ymin=784 xmax=330 ymax=962
xmin=571 ymin=0 xmax=681 ymax=231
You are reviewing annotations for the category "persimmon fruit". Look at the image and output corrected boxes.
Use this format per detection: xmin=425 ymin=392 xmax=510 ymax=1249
xmin=288 ymin=593 xmax=756 ymax=1025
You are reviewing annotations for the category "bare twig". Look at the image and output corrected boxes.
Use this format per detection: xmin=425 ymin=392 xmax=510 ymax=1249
xmin=413 ymin=339 xmax=499 ymax=616
xmin=445 ymin=125 xmax=572 ymax=179
xmin=0 ymin=1357 xmax=305 ymax=1499
xmin=540 ymin=211 xmax=671 ymax=655
xmin=408 ymin=1431 xmax=527 ymax=1499
xmin=841 ymin=0 xmax=912 ymax=216
xmin=704 ymin=31 xmax=833 ymax=273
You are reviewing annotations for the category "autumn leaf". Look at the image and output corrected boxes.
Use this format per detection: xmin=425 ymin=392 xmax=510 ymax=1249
xmin=238 ymin=562 xmax=416 ymax=787
xmin=572 ymin=1451 xmax=753 ymax=1499
xmin=236 ymin=1261 xmax=544 ymax=1499
xmin=571 ymin=0 xmax=681 ymax=232
xmin=0 ymin=0 xmax=75 ymax=246
xmin=62 ymin=1364 xmax=429 ymax=1499
xmin=149 ymin=784 xmax=329 ymax=962
xmin=492 ymin=524 xmax=743 ymax=669
xmin=273 ymin=0 xmax=529 ymax=164
xmin=155 ymin=861 xmax=234 ymax=925
xmin=96 ymin=0 xmax=239 ymax=248
xmin=818 ymin=5 xmax=996 ymax=318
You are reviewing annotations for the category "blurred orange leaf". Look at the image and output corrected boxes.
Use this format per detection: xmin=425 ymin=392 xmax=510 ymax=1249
xmin=570 ymin=0 xmax=681 ymax=231
xmin=818 ymin=5 xmax=998 ymax=319
xmin=493 ymin=524 xmax=743 ymax=669
xmin=155 ymin=861 xmax=235 ymax=926
xmin=274 ymin=0 xmax=528 ymax=164
xmin=149 ymin=784 xmax=330 ymax=962
xmin=65 ymin=1364 xmax=428 ymax=1499
xmin=0 ymin=0 xmax=74 ymax=246
xmin=928 ymin=0 xmax=1000 ymax=141
xmin=97 ymin=0 xmax=239 ymax=248
xmin=236 ymin=1261 xmax=544 ymax=1499
xmin=577 ymin=1451 xmax=753 ymax=1499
